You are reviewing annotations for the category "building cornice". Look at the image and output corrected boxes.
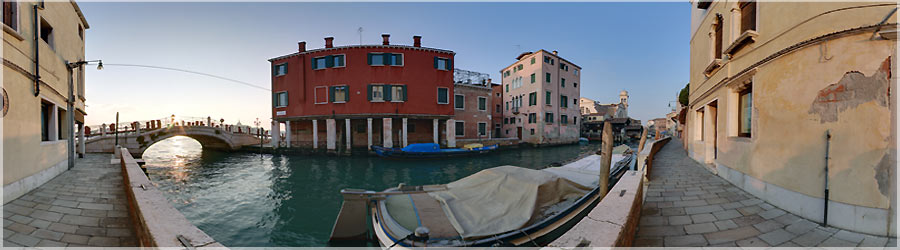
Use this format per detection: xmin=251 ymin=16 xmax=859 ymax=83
xmin=70 ymin=1 xmax=90 ymax=29
xmin=268 ymin=45 xmax=455 ymax=62
xmin=689 ymin=23 xmax=896 ymax=107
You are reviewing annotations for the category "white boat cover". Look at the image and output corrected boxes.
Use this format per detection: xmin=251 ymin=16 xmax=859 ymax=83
xmin=543 ymin=154 xmax=625 ymax=188
xmin=427 ymin=165 xmax=592 ymax=239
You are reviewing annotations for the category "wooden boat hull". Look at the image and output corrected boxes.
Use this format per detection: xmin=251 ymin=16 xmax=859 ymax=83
xmin=371 ymin=145 xmax=498 ymax=159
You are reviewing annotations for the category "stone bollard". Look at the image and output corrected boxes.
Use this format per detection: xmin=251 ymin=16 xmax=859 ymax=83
xmin=599 ymin=121 xmax=613 ymax=200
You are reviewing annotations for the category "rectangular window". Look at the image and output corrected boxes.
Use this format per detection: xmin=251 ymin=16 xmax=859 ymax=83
xmin=573 ymin=82 xmax=578 ymax=88
xmin=57 ymin=108 xmax=66 ymax=140
xmin=41 ymin=101 xmax=51 ymax=141
xmin=739 ymin=87 xmax=752 ymax=137
xmin=517 ymin=64 xmax=523 ymax=71
xmin=528 ymin=113 xmax=537 ymax=124
xmin=437 ymin=87 xmax=449 ymax=104
xmin=39 ymin=18 xmax=53 ymax=49
xmin=478 ymin=97 xmax=487 ymax=111
xmin=544 ymin=56 xmax=550 ymax=63
xmin=715 ymin=15 xmax=723 ymax=59
xmin=391 ymin=85 xmax=406 ymax=102
xmin=505 ymin=101 xmax=509 ymax=110
xmin=528 ymin=92 xmax=537 ymax=106
xmin=531 ymin=57 xmax=535 ymax=64
xmin=561 ymin=78 xmax=566 ymax=87
xmin=561 ymin=95 xmax=568 ymax=108
xmin=530 ymin=73 xmax=535 ymax=83
xmin=314 ymin=86 xmax=328 ymax=104
xmin=478 ymin=122 xmax=487 ymax=136
xmin=78 ymin=25 xmax=83 ymax=40
xmin=505 ymin=84 xmax=509 ymax=92
xmin=546 ymin=91 xmax=552 ymax=105
xmin=315 ymin=57 xmax=327 ymax=69
xmin=369 ymin=85 xmax=385 ymax=101
xmin=454 ymin=94 xmax=465 ymax=109
xmin=3 ymin=1 xmax=17 ymax=30
xmin=496 ymin=104 xmax=501 ymax=113
xmin=740 ymin=1 xmax=757 ymax=33
xmin=435 ymin=57 xmax=452 ymax=70
xmin=574 ymin=69 xmax=579 ymax=76
xmin=273 ymin=91 xmax=288 ymax=107
xmin=273 ymin=63 xmax=288 ymax=76
xmin=561 ymin=115 xmax=568 ymax=124
xmin=390 ymin=53 xmax=403 ymax=66
xmin=331 ymin=86 xmax=349 ymax=103
xmin=545 ymin=73 xmax=551 ymax=83
xmin=369 ymin=53 xmax=385 ymax=65
xmin=333 ymin=55 xmax=346 ymax=67
xmin=455 ymin=121 xmax=465 ymax=136
xmin=545 ymin=112 xmax=554 ymax=124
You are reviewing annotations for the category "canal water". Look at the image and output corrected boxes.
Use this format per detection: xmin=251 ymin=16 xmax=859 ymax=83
xmin=143 ymin=136 xmax=603 ymax=247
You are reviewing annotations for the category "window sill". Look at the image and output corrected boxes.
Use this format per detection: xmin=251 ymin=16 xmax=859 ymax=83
xmin=40 ymin=140 xmax=65 ymax=146
xmin=3 ymin=25 xmax=24 ymax=41
xmin=391 ymin=100 xmax=405 ymax=103
xmin=455 ymin=108 xmax=465 ymax=110
xmin=703 ymin=59 xmax=724 ymax=77
xmin=724 ymin=30 xmax=758 ymax=56
xmin=274 ymin=106 xmax=288 ymax=108
xmin=727 ymin=136 xmax=752 ymax=143
xmin=370 ymin=100 xmax=385 ymax=103
xmin=438 ymin=102 xmax=449 ymax=105
xmin=333 ymin=101 xmax=347 ymax=104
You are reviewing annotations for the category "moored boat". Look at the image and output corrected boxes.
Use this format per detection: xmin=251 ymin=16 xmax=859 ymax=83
xmin=371 ymin=143 xmax=498 ymax=159
xmin=329 ymin=151 xmax=635 ymax=248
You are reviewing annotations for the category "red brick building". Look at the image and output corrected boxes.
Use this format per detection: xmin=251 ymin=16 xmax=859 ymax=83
xmin=452 ymin=82 xmax=493 ymax=139
xmin=268 ymin=35 xmax=459 ymax=152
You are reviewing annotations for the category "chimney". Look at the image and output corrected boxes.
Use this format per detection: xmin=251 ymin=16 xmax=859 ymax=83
xmin=298 ymin=41 xmax=306 ymax=52
xmin=324 ymin=37 xmax=334 ymax=48
xmin=413 ymin=35 xmax=422 ymax=47
xmin=552 ymin=50 xmax=558 ymax=55
xmin=382 ymin=34 xmax=390 ymax=45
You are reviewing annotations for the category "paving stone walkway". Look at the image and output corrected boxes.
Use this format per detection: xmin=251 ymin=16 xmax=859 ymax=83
xmin=635 ymin=140 xmax=897 ymax=247
xmin=3 ymin=154 xmax=138 ymax=247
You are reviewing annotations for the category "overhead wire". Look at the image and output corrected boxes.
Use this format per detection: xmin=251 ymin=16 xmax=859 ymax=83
xmin=101 ymin=63 xmax=270 ymax=91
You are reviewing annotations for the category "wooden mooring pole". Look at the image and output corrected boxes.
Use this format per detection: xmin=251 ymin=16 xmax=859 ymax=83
xmin=599 ymin=121 xmax=613 ymax=199
xmin=638 ymin=126 xmax=649 ymax=153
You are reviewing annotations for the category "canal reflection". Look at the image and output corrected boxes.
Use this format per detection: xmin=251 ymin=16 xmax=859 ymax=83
xmin=144 ymin=136 xmax=602 ymax=247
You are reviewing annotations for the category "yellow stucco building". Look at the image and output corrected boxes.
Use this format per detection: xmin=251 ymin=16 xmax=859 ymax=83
xmin=3 ymin=0 xmax=90 ymax=202
xmin=687 ymin=1 xmax=896 ymax=236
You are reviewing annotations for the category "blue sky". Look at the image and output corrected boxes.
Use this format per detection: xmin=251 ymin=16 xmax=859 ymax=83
xmin=80 ymin=2 xmax=689 ymax=127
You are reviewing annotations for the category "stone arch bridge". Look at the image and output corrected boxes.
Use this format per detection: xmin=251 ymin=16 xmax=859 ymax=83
xmin=83 ymin=118 xmax=267 ymax=157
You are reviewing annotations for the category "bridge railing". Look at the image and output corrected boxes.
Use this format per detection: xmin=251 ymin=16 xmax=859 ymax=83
xmin=83 ymin=116 xmax=269 ymax=140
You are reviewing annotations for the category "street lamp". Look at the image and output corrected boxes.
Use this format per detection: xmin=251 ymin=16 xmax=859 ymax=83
xmin=65 ymin=59 xmax=102 ymax=170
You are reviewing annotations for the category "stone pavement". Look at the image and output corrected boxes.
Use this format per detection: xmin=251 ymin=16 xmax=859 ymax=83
xmin=3 ymin=154 xmax=138 ymax=247
xmin=634 ymin=141 xmax=897 ymax=247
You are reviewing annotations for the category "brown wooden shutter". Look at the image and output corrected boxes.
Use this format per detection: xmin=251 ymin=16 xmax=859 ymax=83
xmin=740 ymin=1 xmax=756 ymax=33
xmin=715 ymin=15 xmax=723 ymax=59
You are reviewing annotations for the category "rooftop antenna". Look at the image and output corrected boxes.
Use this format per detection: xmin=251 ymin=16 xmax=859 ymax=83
xmin=357 ymin=27 xmax=364 ymax=45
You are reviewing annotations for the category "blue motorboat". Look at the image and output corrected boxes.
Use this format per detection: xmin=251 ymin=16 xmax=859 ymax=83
xmin=371 ymin=143 xmax=499 ymax=159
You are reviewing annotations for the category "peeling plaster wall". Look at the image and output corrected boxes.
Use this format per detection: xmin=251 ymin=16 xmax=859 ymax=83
xmin=688 ymin=1 xmax=897 ymax=235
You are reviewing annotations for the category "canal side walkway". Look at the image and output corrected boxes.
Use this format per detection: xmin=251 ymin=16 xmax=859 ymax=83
xmin=3 ymin=154 xmax=138 ymax=247
xmin=634 ymin=140 xmax=896 ymax=247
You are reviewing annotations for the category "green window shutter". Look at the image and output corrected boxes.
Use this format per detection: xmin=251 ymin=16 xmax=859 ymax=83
xmin=546 ymin=73 xmax=551 ymax=82
xmin=344 ymin=86 xmax=349 ymax=102
xmin=328 ymin=87 xmax=335 ymax=102
xmin=531 ymin=73 xmax=535 ymax=83
xmin=383 ymin=53 xmax=392 ymax=66
xmin=561 ymin=78 xmax=565 ymax=87
xmin=546 ymin=92 xmax=551 ymax=105
xmin=272 ymin=93 xmax=277 ymax=107
xmin=384 ymin=85 xmax=393 ymax=101
xmin=284 ymin=92 xmax=288 ymax=106
xmin=433 ymin=57 xmax=438 ymax=68
xmin=367 ymin=53 xmax=373 ymax=65
xmin=311 ymin=58 xmax=317 ymax=70
xmin=395 ymin=53 xmax=403 ymax=65
xmin=325 ymin=55 xmax=334 ymax=68
xmin=337 ymin=55 xmax=345 ymax=67
xmin=448 ymin=59 xmax=453 ymax=70
xmin=367 ymin=85 xmax=373 ymax=101
xmin=283 ymin=63 xmax=287 ymax=74
xmin=401 ymin=85 xmax=408 ymax=101
xmin=272 ymin=65 xmax=277 ymax=76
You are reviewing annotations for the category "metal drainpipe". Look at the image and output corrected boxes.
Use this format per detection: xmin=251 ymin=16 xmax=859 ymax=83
xmin=66 ymin=63 xmax=75 ymax=170
xmin=32 ymin=4 xmax=40 ymax=96
xmin=556 ymin=56 xmax=561 ymax=142
xmin=824 ymin=130 xmax=831 ymax=226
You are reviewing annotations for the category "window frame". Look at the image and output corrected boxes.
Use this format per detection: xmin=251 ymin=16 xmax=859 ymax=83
xmin=314 ymin=86 xmax=329 ymax=104
xmin=545 ymin=73 xmax=551 ymax=83
xmin=478 ymin=122 xmax=487 ymax=136
xmin=545 ymin=112 xmax=554 ymax=124
xmin=2 ymin=1 xmax=18 ymax=32
xmin=454 ymin=94 xmax=465 ymax=110
xmin=369 ymin=53 xmax=386 ymax=66
xmin=478 ymin=96 xmax=487 ymax=111
xmin=545 ymin=91 xmax=552 ymax=106
xmin=437 ymin=87 xmax=450 ymax=104
xmin=390 ymin=85 xmax=406 ymax=103
xmin=561 ymin=95 xmax=568 ymax=108
xmin=738 ymin=87 xmax=752 ymax=138
xmin=455 ymin=121 xmax=465 ymax=137
xmin=332 ymin=85 xmax=350 ymax=103
xmin=370 ymin=84 xmax=386 ymax=102
xmin=436 ymin=57 xmax=452 ymax=71
xmin=274 ymin=63 xmax=288 ymax=76
xmin=274 ymin=91 xmax=289 ymax=108
xmin=561 ymin=114 xmax=568 ymax=125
